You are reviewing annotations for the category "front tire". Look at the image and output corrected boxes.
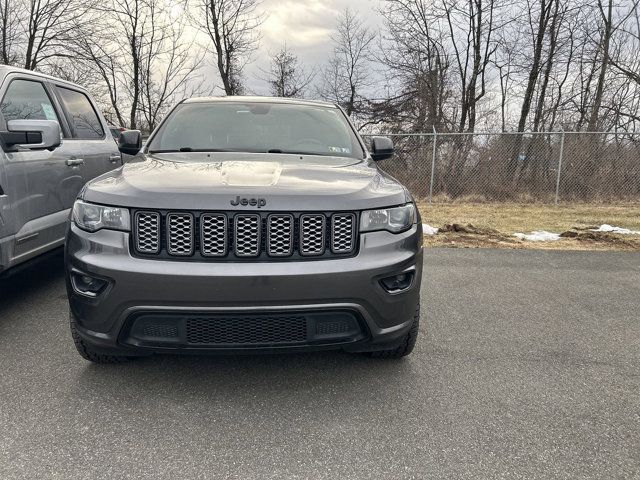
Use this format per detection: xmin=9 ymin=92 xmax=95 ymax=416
xmin=69 ymin=311 xmax=132 ymax=364
xmin=368 ymin=306 xmax=420 ymax=359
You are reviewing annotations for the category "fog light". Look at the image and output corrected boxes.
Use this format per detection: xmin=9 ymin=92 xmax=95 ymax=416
xmin=71 ymin=272 xmax=108 ymax=297
xmin=380 ymin=271 xmax=415 ymax=294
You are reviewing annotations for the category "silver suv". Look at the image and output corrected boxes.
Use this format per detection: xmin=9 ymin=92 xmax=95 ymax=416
xmin=0 ymin=66 xmax=125 ymax=277
xmin=65 ymin=97 xmax=423 ymax=363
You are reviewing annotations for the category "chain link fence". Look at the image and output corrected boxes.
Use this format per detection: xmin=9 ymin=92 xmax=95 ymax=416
xmin=361 ymin=132 xmax=640 ymax=204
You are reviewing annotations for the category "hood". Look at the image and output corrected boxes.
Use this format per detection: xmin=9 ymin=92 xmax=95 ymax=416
xmin=83 ymin=153 xmax=410 ymax=211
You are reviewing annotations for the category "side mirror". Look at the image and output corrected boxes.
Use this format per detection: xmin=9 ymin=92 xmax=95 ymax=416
xmin=118 ymin=130 xmax=142 ymax=156
xmin=1 ymin=119 xmax=61 ymax=150
xmin=370 ymin=136 xmax=394 ymax=161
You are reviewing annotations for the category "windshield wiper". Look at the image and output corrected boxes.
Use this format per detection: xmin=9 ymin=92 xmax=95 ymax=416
xmin=148 ymin=148 xmax=247 ymax=154
xmin=266 ymin=149 xmax=331 ymax=156
xmin=147 ymin=148 xmax=341 ymax=156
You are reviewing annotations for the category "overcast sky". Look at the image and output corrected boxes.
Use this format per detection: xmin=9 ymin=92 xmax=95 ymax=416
xmin=198 ymin=0 xmax=382 ymax=95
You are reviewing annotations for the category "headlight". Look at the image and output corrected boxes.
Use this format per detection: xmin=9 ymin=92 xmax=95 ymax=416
xmin=72 ymin=200 xmax=130 ymax=232
xmin=360 ymin=203 xmax=416 ymax=233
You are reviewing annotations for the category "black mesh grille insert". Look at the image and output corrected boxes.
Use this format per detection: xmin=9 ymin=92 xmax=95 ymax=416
xmin=186 ymin=315 xmax=308 ymax=345
xmin=316 ymin=321 xmax=351 ymax=335
xmin=142 ymin=324 xmax=179 ymax=338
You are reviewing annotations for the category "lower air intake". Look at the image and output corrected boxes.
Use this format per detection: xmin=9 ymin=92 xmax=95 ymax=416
xmin=186 ymin=315 xmax=308 ymax=345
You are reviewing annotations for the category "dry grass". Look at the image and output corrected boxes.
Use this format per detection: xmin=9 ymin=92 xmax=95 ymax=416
xmin=416 ymin=201 xmax=640 ymax=251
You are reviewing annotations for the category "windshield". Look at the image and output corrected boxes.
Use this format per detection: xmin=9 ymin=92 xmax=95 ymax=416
xmin=147 ymin=102 xmax=364 ymax=159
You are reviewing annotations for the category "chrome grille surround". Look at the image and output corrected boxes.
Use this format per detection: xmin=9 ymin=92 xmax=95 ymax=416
xmin=134 ymin=211 xmax=160 ymax=254
xmin=267 ymin=214 xmax=294 ymax=257
xmin=167 ymin=212 xmax=194 ymax=256
xmin=200 ymin=214 xmax=227 ymax=257
xmin=299 ymin=214 xmax=326 ymax=256
xmin=331 ymin=213 xmax=356 ymax=254
xmin=234 ymin=214 xmax=261 ymax=257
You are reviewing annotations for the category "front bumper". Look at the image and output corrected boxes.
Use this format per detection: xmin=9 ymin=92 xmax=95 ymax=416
xmin=65 ymin=223 xmax=423 ymax=355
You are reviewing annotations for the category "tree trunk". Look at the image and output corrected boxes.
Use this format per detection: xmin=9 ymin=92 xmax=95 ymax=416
xmin=587 ymin=0 xmax=613 ymax=131
xmin=508 ymin=0 xmax=554 ymax=177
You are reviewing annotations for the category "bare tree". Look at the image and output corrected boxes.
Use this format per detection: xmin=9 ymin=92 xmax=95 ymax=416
xmin=318 ymin=8 xmax=376 ymax=116
xmin=513 ymin=0 xmax=560 ymax=134
xmin=139 ymin=23 xmax=208 ymax=131
xmin=609 ymin=3 xmax=640 ymax=125
xmin=443 ymin=0 xmax=499 ymax=132
xmin=191 ymin=0 xmax=264 ymax=95
xmin=502 ymin=0 xmax=562 ymax=179
xmin=72 ymin=31 xmax=128 ymax=127
xmin=0 ymin=0 xmax=22 ymax=65
xmin=585 ymin=0 xmax=639 ymax=130
xmin=379 ymin=0 xmax=453 ymax=132
xmin=540 ymin=3 xmax=580 ymax=132
xmin=379 ymin=0 xmax=501 ymax=133
xmin=73 ymin=0 xmax=205 ymax=131
xmin=571 ymin=6 xmax=601 ymax=130
xmin=492 ymin=26 xmax=520 ymax=132
xmin=73 ymin=0 xmax=151 ymax=128
xmin=0 ymin=0 xmax=95 ymax=69
xmin=23 ymin=0 xmax=96 ymax=70
xmin=264 ymin=44 xmax=314 ymax=98
xmin=529 ymin=0 xmax=565 ymax=132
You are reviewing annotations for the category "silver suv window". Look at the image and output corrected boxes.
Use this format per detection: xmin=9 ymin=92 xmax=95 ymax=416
xmin=1 ymin=79 xmax=60 ymax=123
xmin=55 ymin=86 xmax=104 ymax=139
xmin=148 ymin=102 xmax=364 ymax=159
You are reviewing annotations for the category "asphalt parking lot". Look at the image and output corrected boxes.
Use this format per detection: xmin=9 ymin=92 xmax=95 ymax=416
xmin=1 ymin=248 xmax=639 ymax=479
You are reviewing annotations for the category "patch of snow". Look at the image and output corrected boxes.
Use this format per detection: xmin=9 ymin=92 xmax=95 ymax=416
xmin=422 ymin=224 xmax=439 ymax=235
xmin=513 ymin=231 xmax=561 ymax=242
xmin=590 ymin=224 xmax=640 ymax=235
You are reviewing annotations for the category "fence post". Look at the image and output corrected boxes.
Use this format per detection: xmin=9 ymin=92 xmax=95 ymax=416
xmin=555 ymin=130 xmax=565 ymax=205
xmin=429 ymin=126 xmax=437 ymax=203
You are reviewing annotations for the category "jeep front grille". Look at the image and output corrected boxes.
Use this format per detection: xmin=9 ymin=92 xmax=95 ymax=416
xmin=132 ymin=210 xmax=359 ymax=261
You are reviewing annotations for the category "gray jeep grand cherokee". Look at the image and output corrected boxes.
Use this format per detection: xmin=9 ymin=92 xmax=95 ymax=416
xmin=65 ymin=97 xmax=423 ymax=363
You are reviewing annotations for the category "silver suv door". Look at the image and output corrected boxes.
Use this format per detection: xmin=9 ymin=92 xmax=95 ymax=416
xmin=0 ymin=146 xmax=10 ymax=272
xmin=0 ymin=77 xmax=83 ymax=266
xmin=52 ymin=85 xmax=122 ymax=181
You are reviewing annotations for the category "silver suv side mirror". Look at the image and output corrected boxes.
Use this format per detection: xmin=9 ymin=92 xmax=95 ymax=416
xmin=2 ymin=119 xmax=62 ymax=151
